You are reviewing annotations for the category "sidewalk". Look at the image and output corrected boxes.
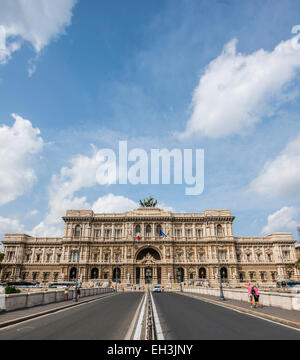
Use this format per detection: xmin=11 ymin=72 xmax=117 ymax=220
xmin=0 ymin=291 xmax=116 ymax=329
xmin=179 ymin=291 xmax=300 ymax=329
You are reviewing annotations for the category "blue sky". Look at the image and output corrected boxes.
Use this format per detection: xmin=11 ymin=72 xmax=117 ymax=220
xmin=1 ymin=0 xmax=300 ymax=242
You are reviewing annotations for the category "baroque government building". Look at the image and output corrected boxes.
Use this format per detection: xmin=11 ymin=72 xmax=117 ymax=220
xmin=1 ymin=205 xmax=299 ymax=286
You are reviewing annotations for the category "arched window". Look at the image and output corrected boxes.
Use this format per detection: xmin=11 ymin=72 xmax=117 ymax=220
xmin=220 ymin=267 xmax=227 ymax=280
xmin=136 ymin=248 xmax=161 ymax=260
xmin=74 ymin=225 xmax=81 ymax=237
xmin=113 ymin=268 xmax=121 ymax=282
xmin=69 ymin=267 xmax=77 ymax=280
xmin=216 ymin=224 xmax=223 ymax=236
xmin=176 ymin=268 xmax=184 ymax=283
xmin=199 ymin=268 xmax=206 ymax=279
xmin=145 ymin=225 xmax=151 ymax=237
xmin=91 ymin=268 xmax=99 ymax=279
xmin=135 ymin=225 xmax=141 ymax=235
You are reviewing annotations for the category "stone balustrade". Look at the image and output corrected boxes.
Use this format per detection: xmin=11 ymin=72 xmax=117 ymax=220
xmin=183 ymin=286 xmax=300 ymax=311
xmin=0 ymin=287 xmax=113 ymax=312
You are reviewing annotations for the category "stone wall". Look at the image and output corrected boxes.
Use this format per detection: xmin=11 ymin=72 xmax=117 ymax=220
xmin=183 ymin=286 xmax=300 ymax=311
xmin=0 ymin=287 xmax=113 ymax=312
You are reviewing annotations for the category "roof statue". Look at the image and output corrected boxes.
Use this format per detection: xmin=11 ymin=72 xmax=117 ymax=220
xmin=139 ymin=197 xmax=157 ymax=208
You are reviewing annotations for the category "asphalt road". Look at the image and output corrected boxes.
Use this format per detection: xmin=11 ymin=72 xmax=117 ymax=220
xmin=0 ymin=292 xmax=143 ymax=340
xmin=152 ymin=292 xmax=300 ymax=340
xmin=1 ymin=291 xmax=300 ymax=340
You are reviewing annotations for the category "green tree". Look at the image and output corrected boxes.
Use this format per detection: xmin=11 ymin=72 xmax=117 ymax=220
xmin=5 ymin=286 xmax=21 ymax=294
xmin=0 ymin=253 xmax=4 ymax=262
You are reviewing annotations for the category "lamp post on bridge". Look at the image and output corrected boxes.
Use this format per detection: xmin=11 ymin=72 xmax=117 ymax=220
xmin=73 ymin=226 xmax=82 ymax=302
xmin=73 ymin=223 xmax=91 ymax=302
xmin=214 ymin=223 xmax=225 ymax=301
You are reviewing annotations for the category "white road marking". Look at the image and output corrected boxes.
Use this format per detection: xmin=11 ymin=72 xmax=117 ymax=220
xmin=124 ymin=292 xmax=145 ymax=340
xmin=133 ymin=292 xmax=147 ymax=340
xmin=150 ymin=291 xmax=164 ymax=340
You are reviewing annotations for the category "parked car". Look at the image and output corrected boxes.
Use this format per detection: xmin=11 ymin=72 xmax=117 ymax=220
xmin=153 ymin=285 xmax=162 ymax=292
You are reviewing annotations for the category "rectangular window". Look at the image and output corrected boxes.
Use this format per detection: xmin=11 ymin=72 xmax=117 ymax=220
xmin=256 ymin=254 xmax=261 ymax=261
xmin=283 ymin=251 xmax=290 ymax=260
xmin=93 ymin=254 xmax=98 ymax=262
xmin=69 ymin=251 xmax=78 ymax=262
xmin=197 ymin=229 xmax=203 ymax=237
xmin=7 ymin=252 xmax=15 ymax=261
xmin=115 ymin=229 xmax=122 ymax=238
xmin=43 ymin=273 xmax=49 ymax=281
xmin=104 ymin=229 xmax=111 ymax=238
xmin=185 ymin=229 xmax=192 ymax=238
xmin=219 ymin=250 xmax=226 ymax=260
xmin=271 ymin=272 xmax=276 ymax=280
xmin=175 ymin=229 xmax=182 ymax=238
xmin=94 ymin=229 xmax=101 ymax=238
xmin=267 ymin=254 xmax=272 ymax=262
xmin=57 ymin=254 xmax=61 ymax=263
xmin=5 ymin=273 xmax=10 ymax=280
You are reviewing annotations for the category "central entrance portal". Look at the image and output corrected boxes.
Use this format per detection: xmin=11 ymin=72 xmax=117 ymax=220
xmin=145 ymin=267 xmax=153 ymax=284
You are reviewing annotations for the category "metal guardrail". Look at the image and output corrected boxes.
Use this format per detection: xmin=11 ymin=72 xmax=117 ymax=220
xmin=145 ymin=290 xmax=156 ymax=340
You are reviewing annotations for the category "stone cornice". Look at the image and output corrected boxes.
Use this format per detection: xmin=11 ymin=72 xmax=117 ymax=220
xmin=63 ymin=216 xmax=235 ymax=223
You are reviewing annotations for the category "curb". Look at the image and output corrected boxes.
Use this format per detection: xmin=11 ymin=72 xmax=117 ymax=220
xmin=179 ymin=292 xmax=300 ymax=330
xmin=0 ymin=292 xmax=116 ymax=329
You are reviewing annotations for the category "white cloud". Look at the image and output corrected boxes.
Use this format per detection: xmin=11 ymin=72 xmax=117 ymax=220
xmin=0 ymin=216 xmax=24 ymax=250
xmin=157 ymin=202 xmax=175 ymax=212
xmin=28 ymin=209 xmax=38 ymax=217
xmin=30 ymin=149 xmax=134 ymax=236
xmin=262 ymin=206 xmax=299 ymax=234
xmin=249 ymin=134 xmax=300 ymax=199
xmin=0 ymin=216 xmax=24 ymax=236
xmin=92 ymin=193 xmax=137 ymax=213
xmin=0 ymin=0 xmax=77 ymax=67
xmin=0 ymin=113 xmax=44 ymax=205
xmin=178 ymin=33 xmax=300 ymax=139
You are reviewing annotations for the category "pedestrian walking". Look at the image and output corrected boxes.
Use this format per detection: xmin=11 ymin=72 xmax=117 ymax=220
xmin=253 ymin=285 xmax=262 ymax=308
xmin=245 ymin=283 xmax=253 ymax=307
xmin=64 ymin=286 xmax=69 ymax=301
xmin=76 ymin=287 xmax=81 ymax=301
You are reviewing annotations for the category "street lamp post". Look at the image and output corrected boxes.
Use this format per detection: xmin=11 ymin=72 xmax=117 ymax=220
xmin=73 ymin=226 xmax=82 ymax=302
xmin=116 ymin=269 xmax=118 ymax=292
xmin=214 ymin=224 xmax=225 ymax=301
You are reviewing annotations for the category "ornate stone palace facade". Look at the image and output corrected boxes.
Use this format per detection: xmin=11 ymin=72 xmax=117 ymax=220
xmin=1 ymin=207 xmax=299 ymax=286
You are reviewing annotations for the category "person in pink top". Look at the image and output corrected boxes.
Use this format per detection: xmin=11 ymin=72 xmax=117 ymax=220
xmin=253 ymin=285 xmax=262 ymax=308
xmin=245 ymin=283 xmax=253 ymax=307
